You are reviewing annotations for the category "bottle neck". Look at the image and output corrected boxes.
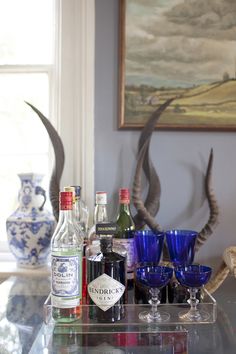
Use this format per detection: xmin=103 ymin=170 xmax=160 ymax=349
xmin=100 ymin=236 xmax=113 ymax=254
xmin=73 ymin=197 xmax=80 ymax=217
xmin=75 ymin=196 xmax=81 ymax=203
xmin=94 ymin=204 xmax=108 ymax=223
xmin=59 ymin=208 xmax=74 ymax=223
xmin=118 ymin=202 xmax=131 ymax=214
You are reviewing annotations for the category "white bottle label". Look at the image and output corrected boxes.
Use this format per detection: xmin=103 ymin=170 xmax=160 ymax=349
xmin=95 ymin=192 xmax=107 ymax=204
xmin=113 ymin=238 xmax=135 ymax=274
xmin=51 ymin=255 xmax=80 ymax=298
xmin=88 ymin=273 xmax=125 ymax=312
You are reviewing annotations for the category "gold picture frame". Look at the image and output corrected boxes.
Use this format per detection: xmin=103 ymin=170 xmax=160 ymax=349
xmin=118 ymin=0 xmax=236 ymax=131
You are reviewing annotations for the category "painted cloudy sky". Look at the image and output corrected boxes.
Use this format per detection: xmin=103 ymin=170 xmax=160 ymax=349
xmin=125 ymin=0 xmax=236 ymax=88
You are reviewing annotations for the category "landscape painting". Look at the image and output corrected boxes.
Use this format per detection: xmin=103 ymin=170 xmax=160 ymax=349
xmin=119 ymin=0 xmax=236 ymax=130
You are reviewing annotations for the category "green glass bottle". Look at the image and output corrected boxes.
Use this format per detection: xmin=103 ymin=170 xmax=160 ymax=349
xmin=114 ymin=188 xmax=135 ymax=288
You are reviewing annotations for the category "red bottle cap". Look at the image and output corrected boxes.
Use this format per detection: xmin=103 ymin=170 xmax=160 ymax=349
xmin=119 ymin=188 xmax=130 ymax=203
xmin=60 ymin=191 xmax=73 ymax=210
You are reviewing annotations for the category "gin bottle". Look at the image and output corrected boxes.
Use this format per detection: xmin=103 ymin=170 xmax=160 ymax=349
xmin=71 ymin=185 xmax=90 ymax=302
xmin=64 ymin=185 xmax=89 ymax=233
xmin=88 ymin=191 xmax=108 ymax=245
xmin=113 ymin=188 xmax=135 ymax=288
xmin=72 ymin=185 xmax=89 ymax=233
xmin=87 ymin=223 xmax=127 ymax=322
xmin=51 ymin=191 xmax=84 ymax=322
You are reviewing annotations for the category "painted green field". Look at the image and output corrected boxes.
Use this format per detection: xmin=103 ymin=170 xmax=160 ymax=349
xmin=125 ymin=80 xmax=236 ymax=128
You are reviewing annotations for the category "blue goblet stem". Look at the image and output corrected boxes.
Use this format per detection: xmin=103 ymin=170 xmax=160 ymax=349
xmin=187 ymin=288 xmax=200 ymax=319
xmin=150 ymin=288 xmax=161 ymax=320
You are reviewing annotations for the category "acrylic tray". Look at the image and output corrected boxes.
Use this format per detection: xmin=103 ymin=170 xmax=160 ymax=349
xmin=43 ymin=288 xmax=217 ymax=333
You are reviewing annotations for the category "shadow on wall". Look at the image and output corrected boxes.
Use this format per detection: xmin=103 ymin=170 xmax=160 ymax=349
xmin=166 ymin=162 xmax=206 ymax=229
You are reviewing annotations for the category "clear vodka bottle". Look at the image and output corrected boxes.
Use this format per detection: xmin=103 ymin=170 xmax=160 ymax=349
xmin=88 ymin=191 xmax=108 ymax=245
xmin=51 ymin=191 xmax=84 ymax=322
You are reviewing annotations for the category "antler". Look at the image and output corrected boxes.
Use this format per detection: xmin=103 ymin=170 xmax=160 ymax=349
xmin=133 ymin=139 xmax=162 ymax=231
xmin=196 ymin=148 xmax=219 ymax=251
xmin=25 ymin=102 xmax=65 ymax=221
xmin=205 ymin=261 xmax=229 ymax=294
xmin=133 ymin=98 xmax=174 ymax=229
xmin=223 ymin=246 xmax=236 ymax=277
xmin=204 ymin=247 xmax=236 ymax=294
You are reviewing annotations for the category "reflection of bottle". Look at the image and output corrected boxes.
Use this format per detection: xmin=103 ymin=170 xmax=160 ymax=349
xmin=51 ymin=191 xmax=84 ymax=322
xmin=52 ymin=328 xmax=81 ymax=354
xmin=82 ymin=334 xmax=128 ymax=353
xmin=88 ymin=191 xmax=108 ymax=245
xmin=138 ymin=332 xmax=188 ymax=353
xmin=87 ymin=223 xmax=127 ymax=322
xmin=114 ymin=188 xmax=135 ymax=288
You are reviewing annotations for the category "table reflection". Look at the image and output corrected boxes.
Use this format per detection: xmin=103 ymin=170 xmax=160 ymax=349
xmin=0 ymin=276 xmax=50 ymax=354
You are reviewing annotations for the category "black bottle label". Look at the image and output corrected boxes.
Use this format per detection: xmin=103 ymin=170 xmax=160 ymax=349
xmin=88 ymin=273 xmax=125 ymax=311
xmin=96 ymin=223 xmax=118 ymax=235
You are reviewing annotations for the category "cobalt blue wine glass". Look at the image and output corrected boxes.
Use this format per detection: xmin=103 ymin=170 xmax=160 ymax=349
xmin=166 ymin=229 xmax=198 ymax=266
xmin=175 ymin=265 xmax=212 ymax=321
xmin=134 ymin=230 xmax=165 ymax=266
xmin=136 ymin=265 xmax=173 ymax=322
xmin=134 ymin=230 xmax=165 ymax=304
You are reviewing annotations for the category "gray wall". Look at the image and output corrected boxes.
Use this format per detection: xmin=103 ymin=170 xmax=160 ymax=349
xmin=95 ymin=0 xmax=236 ymax=268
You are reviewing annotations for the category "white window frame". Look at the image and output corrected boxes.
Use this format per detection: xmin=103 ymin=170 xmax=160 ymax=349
xmin=0 ymin=0 xmax=95 ymax=259
xmin=54 ymin=0 xmax=95 ymax=216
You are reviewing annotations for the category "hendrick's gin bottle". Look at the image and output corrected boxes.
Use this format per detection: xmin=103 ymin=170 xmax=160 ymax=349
xmin=86 ymin=223 xmax=127 ymax=322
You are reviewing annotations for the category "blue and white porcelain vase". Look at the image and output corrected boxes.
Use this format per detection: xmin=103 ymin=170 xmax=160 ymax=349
xmin=6 ymin=173 xmax=55 ymax=268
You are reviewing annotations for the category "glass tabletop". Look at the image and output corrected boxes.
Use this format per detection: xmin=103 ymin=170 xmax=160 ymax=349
xmin=0 ymin=275 xmax=50 ymax=354
xmin=0 ymin=275 xmax=236 ymax=353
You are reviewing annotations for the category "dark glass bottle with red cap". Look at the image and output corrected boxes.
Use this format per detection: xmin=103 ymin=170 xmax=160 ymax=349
xmin=51 ymin=191 xmax=84 ymax=322
xmin=113 ymin=188 xmax=135 ymax=289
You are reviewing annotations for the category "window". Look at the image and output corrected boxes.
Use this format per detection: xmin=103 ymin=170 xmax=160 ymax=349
xmin=0 ymin=0 xmax=94 ymax=255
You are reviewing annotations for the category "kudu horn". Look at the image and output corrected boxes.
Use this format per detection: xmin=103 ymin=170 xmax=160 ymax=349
xmin=133 ymin=98 xmax=174 ymax=229
xmin=26 ymin=102 xmax=65 ymax=221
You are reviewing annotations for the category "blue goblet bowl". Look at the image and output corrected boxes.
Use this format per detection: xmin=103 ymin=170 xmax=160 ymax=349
xmin=134 ymin=230 xmax=164 ymax=264
xmin=166 ymin=229 xmax=198 ymax=266
xmin=136 ymin=265 xmax=173 ymax=289
xmin=175 ymin=264 xmax=212 ymax=288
